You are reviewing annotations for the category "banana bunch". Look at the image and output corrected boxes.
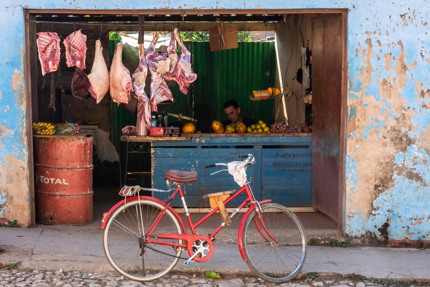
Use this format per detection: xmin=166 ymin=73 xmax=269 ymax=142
xmin=33 ymin=122 xmax=55 ymax=135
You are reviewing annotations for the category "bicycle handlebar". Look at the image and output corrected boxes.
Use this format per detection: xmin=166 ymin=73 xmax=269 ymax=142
xmin=204 ymin=154 xmax=255 ymax=169
xmin=204 ymin=164 xmax=216 ymax=168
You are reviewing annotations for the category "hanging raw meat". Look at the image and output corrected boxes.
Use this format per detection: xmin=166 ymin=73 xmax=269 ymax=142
xmin=110 ymin=43 xmax=133 ymax=105
xmin=64 ymin=30 xmax=87 ymax=70
xmin=132 ymin=44 xmax=151 ymax=135
xmin=146 ymin=33 xmax=171 ymax=75
xmin=71 ymin=67 xmax=91 ymax=99
xmin=163 ymin=28 xmax=197 ymax=94
xmin=88 ymin=40 xmax=109 ymax=104
xmin=36 ymin=32 xmax=61 ymax=76
xmin=146 ymin=32 xmax=174 ymax=111
xmin=163 ymin=31 xmax=179 ymax=78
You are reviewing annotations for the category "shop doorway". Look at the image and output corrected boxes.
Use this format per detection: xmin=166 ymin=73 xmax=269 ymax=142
xmin=25 ymin=9 xmax=345 ymax=234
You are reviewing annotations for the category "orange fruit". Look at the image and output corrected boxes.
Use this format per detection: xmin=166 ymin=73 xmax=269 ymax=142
xmin=182 ymin=123 xmax=196 ymax=133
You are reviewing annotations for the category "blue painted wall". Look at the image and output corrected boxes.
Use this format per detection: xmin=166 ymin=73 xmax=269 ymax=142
xmin=0 ymin=0 xmax=429 ymax=242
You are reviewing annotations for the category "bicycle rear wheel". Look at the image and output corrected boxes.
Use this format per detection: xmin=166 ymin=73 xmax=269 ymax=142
xmin=103 ymin=199 xmax=184 ymax=281
xmin=242 ymin=203 xmax=307 ymax=283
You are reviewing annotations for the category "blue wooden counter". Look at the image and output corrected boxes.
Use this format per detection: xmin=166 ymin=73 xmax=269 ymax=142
xmin=121 ymin=134 xmax=312 ymax=208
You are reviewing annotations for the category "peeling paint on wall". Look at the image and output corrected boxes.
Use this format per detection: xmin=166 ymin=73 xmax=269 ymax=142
xmin=0 ymin=155 xmax=31 ymax=224
xmin=346 ymin=5 xmax=430 ymax=241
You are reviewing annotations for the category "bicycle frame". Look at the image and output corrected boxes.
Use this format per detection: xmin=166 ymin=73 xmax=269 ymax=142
xmin=101 ymin=178 xmax=276 ymax=263
xmin=102 ymin=154 xmax=307 ymax=283
xmin=164 ymin=182 xmax=255 ymax=239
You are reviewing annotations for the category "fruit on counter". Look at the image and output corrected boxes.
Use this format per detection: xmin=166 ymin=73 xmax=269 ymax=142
xmin=270 ymin=121 xmax=298 ymax=133
xmin=182 ymin=122 xmax=196 ymax=134
xmin=235 ymin=122 xmax=247 ymax=133
xmin=225 ymin=124 xmax=236 ymax=133
xmin=32 ymin=122 xmax=55 ymax=135
xmin=211 ymin=120 xmax=224 ymax=133
xmin=56 ymin=122 xmax=81 ymax=135
xmin=247 ymin=120 xmax=270 ymax=133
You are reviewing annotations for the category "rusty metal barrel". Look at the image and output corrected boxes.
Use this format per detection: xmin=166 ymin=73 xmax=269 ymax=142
xmin=34 ymin=135 xmax=93 ymax=225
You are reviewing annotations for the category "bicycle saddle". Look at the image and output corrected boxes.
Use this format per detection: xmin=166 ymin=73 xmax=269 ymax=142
xmin=165 ymin=170 xmax=198 ymax=183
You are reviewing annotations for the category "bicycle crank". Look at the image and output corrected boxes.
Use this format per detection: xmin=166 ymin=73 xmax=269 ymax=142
xmin=156 ymin=233 xmax=214 ymax=262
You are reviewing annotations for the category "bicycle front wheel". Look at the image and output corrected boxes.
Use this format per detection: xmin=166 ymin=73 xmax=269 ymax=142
xmin=103 ymin=199 xmax=184 ymax=281
xmin=242 ymin=203 xmax=307 ymax=283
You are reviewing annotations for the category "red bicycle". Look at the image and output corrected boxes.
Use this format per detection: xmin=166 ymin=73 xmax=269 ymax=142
xmin=101 ymin=154 xmax=307 ymax=283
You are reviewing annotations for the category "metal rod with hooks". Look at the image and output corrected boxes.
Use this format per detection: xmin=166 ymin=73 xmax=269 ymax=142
xmin=28 ymin=19 xmax=176 ymax=30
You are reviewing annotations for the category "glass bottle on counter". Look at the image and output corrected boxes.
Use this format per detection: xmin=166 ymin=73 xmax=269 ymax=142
xmin=151 ymin=115 xmax=158 ymax=127
xmin=157 ymin=114 xmax=164 ymax=127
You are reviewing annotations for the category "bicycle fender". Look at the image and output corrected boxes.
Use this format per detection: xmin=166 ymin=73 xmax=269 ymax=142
xmin=100 ymin=196 xmax=186 ymax=233
xmin=237 ymin=200 xmax=272 ymax=261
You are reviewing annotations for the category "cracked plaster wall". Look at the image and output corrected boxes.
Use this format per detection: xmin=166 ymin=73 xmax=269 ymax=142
xmin=0 ymin=0 xmax=429 ymax=238
xmin=345 ymin=3 xmax=430 ymax=241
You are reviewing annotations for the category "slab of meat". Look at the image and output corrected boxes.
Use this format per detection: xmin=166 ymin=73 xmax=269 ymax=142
xmin=71 ymin=67 xmax=91 ymax=99
xmin=146 ymin=33 xmax=173 ymax=111
xmin=163 ymin=28 xmax=197 ymax=94
xmin=88 ymin=40 xmax=109 ymax=104
xmin=36 ymin=32 xmax=61 ymax=76
xmin=163 ymin=32 xmax=179 ymax=78
xmin=146 ymin=33 xmax=171 ymax=75
xmin=110 ymin=43 xmax=133 ymax=105
xmin=132 ymin=44 xmax=151 ymax=135
xmin=64 ymin=30 xmax=87 ymax=70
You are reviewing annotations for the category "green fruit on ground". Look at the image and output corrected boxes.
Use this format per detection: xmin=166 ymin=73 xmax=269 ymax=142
xmin=203 ymin=271 xmax=222 ymax=279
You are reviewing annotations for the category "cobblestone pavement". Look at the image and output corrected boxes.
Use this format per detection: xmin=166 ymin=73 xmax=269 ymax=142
xmin=1 ymin=269 xmax=429 ymax=287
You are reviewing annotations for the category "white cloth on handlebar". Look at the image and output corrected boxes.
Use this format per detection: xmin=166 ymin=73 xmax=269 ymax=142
xmin=227 ymin=161 xmax=247 ymax=187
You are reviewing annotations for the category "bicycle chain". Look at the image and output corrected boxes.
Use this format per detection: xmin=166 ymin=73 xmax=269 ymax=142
xmin=141 ymin=242 xmax=189 ymax=260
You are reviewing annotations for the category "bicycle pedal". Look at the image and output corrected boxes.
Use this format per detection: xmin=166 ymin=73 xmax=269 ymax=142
xmin=184 ymin=260 xmax=194 ymax=265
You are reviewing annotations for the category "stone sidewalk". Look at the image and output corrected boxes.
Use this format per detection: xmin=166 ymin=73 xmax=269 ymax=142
xmin=1 ymin=223 xmax=430 ymax=282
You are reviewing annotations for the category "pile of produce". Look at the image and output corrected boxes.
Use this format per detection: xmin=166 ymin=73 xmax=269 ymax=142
xmin=32 ymin=122 xmax=55 ymax=135
xmin=225 ymin=122 xmax=247 ymax=133
xmin=56 ymin=122 xmax=81 ymax=135
xmin=212 ymin=120 xmax=272 ymax=134
xmin=32 ymin=122 xmax=81 ymax=135
xmin=247 ymin=120 xmax=270 ymax=133
xmin=270 ymin=121 xmax=298 ymax=133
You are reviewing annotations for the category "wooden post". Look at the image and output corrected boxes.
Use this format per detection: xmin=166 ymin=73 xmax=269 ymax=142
xmin=138 ymin=15 xmax=145 ymax=44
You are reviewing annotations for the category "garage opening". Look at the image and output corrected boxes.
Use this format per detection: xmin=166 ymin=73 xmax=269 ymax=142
xmin=25 ymin=9 xmax=345 ymax=236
